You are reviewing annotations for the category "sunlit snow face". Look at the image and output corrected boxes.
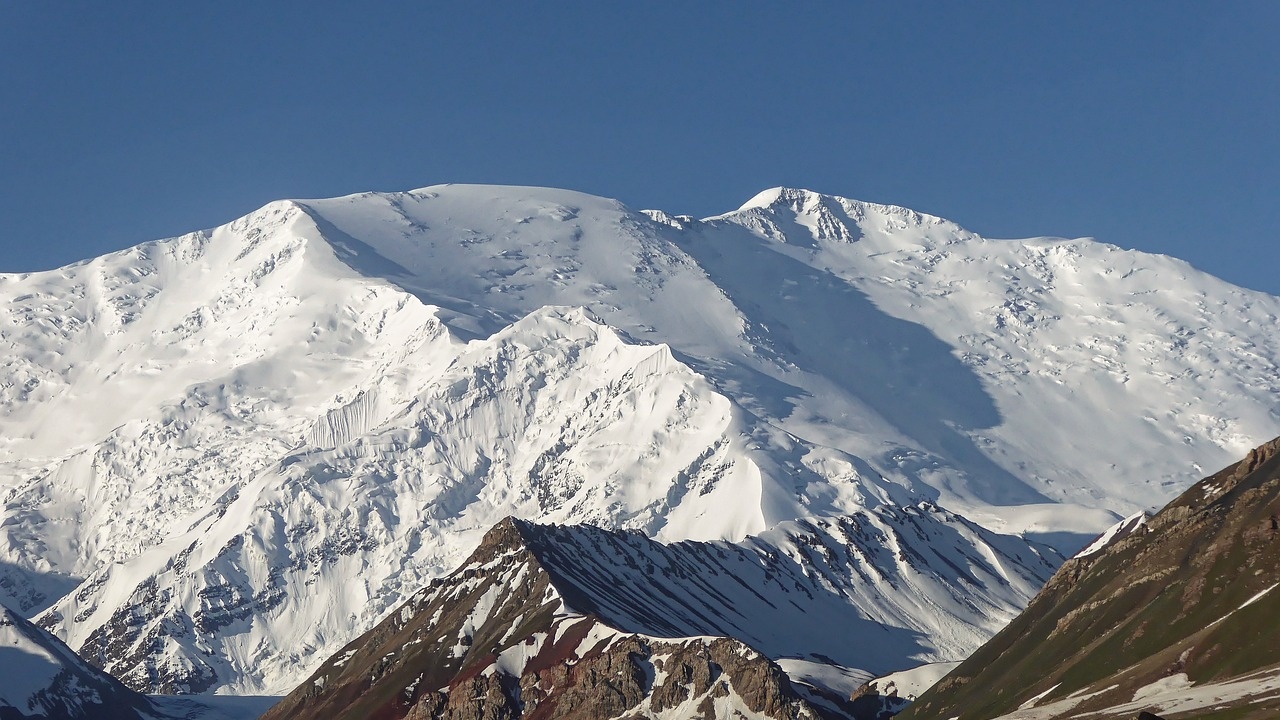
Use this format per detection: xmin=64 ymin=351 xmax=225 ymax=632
xmin=5 ymin=183 xmax=1277 ymax=696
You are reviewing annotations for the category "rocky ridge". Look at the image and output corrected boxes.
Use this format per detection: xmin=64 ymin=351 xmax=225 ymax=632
xmin=263 ymin=509 xmax=1059 ymax=720
xmin=262 ymin=518 xmax=841 ymax=720
xmin=900 ymin=436 xmax=1280 ymax=720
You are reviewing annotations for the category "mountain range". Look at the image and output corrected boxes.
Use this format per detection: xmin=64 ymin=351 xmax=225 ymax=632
xmin=1 ymin=184 xmax=1277 ymax=700
xmin=264 ymin=435 xmax=1280 ymax=720
xmin=270 ymin=505 xmax=1053 ymax=713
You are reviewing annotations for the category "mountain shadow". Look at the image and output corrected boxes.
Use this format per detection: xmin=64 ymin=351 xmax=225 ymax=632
xmin=672 ymin=218 xmax=1046 ymax=508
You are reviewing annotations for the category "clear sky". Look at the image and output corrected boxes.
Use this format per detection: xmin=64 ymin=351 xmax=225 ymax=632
xmin=2 ymin=2 xmax=1277 ymax=294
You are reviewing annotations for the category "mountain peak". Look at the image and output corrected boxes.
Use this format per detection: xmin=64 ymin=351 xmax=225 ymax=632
xmin=736 ymin=186 xmax=828 ymax=212
xmin=728 ymin=186 xmax=966 ymax=242
xmin=475 ymin=515 xmax=534 ymax=555
xmin=266 ymin=510 xmax=1051 ymax=720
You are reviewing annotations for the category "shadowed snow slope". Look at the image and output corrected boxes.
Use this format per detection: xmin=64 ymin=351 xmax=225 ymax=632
xmin=1 ymin=184 xmax=1277 ymax=695
xmin=520 ymin=508 xmax=1057 ymax=670
xmin=263 ymin=514 xmax=1056 ymax=720
xmin=0 ymin=602 xmax=157 ymax=719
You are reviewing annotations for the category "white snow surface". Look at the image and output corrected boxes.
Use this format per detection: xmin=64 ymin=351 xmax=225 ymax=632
xmin=0 ymin=603 xmax=102 ymax=715
xmin=0 ymin=184 xmax=1276 ymax=694
xmin=1073 ymin=510 xmax=1150 ymax=559
xmin=0 ymin=603 xmax=266 ymax=719
xmin=865 ymin=661 xmax=961 ymax=701
xmin=776 ymin=659 xmax=873 ymax=701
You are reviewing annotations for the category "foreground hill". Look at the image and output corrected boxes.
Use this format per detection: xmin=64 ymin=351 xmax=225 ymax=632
xmin=1 ymin=184 xmax=1277 ymax=693
xmin=900 ymin=437 xmax=1280 ymax=720
xmin=263 ymin=512 xmax=1056 ymax=720
xmin=0 ymin=602 xmax=156 ymax=720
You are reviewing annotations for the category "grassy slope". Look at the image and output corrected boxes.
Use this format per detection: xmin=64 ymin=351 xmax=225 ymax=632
xmin=900 ymin=438 xmax=1280 ymax=720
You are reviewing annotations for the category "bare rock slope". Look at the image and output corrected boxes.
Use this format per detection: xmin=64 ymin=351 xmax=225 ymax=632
xmin=262 ymin=519 xmax=828 ymax=720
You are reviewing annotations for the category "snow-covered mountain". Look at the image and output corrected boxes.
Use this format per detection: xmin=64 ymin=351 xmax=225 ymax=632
xmin=262 ymin=513 xmax=1055 ymax=720
xmin=2 ymin=184 xmax=1277 ymax=695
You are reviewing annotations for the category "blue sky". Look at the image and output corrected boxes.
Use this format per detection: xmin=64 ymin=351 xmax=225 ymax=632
xmin=2 ymin=2 xmax=1277 ymax=294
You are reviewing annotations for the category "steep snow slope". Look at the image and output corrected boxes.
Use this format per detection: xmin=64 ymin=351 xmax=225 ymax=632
xmin=49 ymin=305 xmax=850 ymax=693
xmin=700 ymin=188 xmax=1280 ymax=535
xmin=0 ymin=201 xmax=459 ymax=615
xmin=0 ymin=184 xmax=1275 ymax=695
xmin=519 ymin=508 xmax=1057 ymax=671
